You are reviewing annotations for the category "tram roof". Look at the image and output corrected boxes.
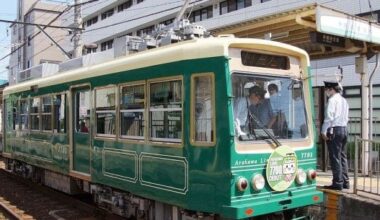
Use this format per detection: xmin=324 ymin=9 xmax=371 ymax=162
xmin=3 ymin=37 xmax=308 ymax=96
xmin=211 ymin=4 xmax=380 ymax=60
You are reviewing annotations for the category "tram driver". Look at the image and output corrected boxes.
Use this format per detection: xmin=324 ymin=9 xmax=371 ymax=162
xmin=234 ymin=84 xmax=276 ymax=137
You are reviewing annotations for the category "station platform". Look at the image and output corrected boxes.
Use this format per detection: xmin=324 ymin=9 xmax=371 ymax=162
xmin=315 ymin=171 xmax=380 ymax=220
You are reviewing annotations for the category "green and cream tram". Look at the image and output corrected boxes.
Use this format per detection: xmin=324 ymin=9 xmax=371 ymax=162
xmin=2 ymin=36 xmax=322 ymax=219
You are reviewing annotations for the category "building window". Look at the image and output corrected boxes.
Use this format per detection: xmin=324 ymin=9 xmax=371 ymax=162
xmin=86 ymin=47 xmax=97 ymax=54
xmin=41 ymin=96 xmax=52 ymax=131
xmin=118 ymin=0 xmax=132 ymax=12
xmin=100 ymin=39 xmax=113 ymax=51
xmin=261 ymin=0 xmax=271 ymax=3
xmin=137 ymin=25 xmax=154 ymax=37
xmin=220 ymin=0 xmax=252 ymax=15
xmin=86 ymin=16 xmax=98 ymax=27
xmin=159 ymin=18 xmax=175 ymax=26
xmin=192 ymin=74 xmax=215 ymax=144
xmin=120 ymin=84 xmax=145 ymax=139
xmin=95 ymin=86 xmax=116 ymax=136
xmin=189 ymin=6 xmax=213 ymax=23
xmin=220 ymin=1 xmax=228 ymax=15
xmin=137 ymin=0 xmax=144 ymax=3
xmin=149 ymin=79 xmax=182 ymax=142
xmin=101 ymin=9 xmax=114 ymax=20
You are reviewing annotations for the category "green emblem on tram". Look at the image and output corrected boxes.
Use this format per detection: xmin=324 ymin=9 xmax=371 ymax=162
xmin=266 ymin=145 xmax=298 ymax=191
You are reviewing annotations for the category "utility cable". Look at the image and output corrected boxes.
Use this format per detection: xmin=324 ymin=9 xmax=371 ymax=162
xmin=0 ymin=0 xmax=96 ymax=62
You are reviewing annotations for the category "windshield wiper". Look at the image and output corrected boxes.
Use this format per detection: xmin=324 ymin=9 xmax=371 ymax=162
xmin=247 ymin=111 xmax=282 ymax=148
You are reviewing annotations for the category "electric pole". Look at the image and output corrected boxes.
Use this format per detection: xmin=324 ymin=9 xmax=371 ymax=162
xmin=73 ymin=0 xmax=83 ymax=58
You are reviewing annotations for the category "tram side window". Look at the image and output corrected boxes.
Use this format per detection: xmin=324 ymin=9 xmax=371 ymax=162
xmin=11 ymin=100 xmax=20 ymax=130
xmin=120 ymin=84 xmax=145 ymax=139
xmin=54 ymin=94 xmax=66 ymax=133
xmin=30 ymin=97 xmax=40 ymax=130
xmin=149 ymin=80 xmax=182 ymax=142
xmin=192 ymin=74 xmax=215 ymax=143
xmin=20 ymin=99 xmax=29 ymax=130
xmin=75 ymin=90 xmax=91 ymax=133
xmin=95 ymin=86 xmax=116 ymax=136
xmin=42 ymin=96 xmax=52 ymax=131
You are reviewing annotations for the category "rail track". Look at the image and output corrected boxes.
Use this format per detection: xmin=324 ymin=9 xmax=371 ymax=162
xmin=0 ymin=159 xmax=124 ymax=220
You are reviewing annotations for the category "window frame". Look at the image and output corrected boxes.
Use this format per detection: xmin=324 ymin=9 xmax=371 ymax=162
xmin=119 ymin=82 xmax=146 ymax=141
xmin=137 ymin=25 xmax=155 ymax=37
xmin=94 ymin=85 xmax=117 ymax=138
xmin=41 ymin=95 xmax=53 ymax=132
xmin=29 ymin=96 xmax=40 ymax=131
xmin=53 ymin=93 xmax=67 ymax=134
xmin=147 ymin=76 xmax=183 ymax=146
xmin=86 ymin=16 xmax=98 ymax=27
xmin=189 ymin=6 xmax=213 ymax=22
xmin=19 ymin=98 xmax=29 ymax=131
xmin=190 ymin=73 xmax=216 ymax=147
xmin=101 ymin=9 xmax=114 ymax=20
xmin=10 ymin=99 xmax=20 ymax=131
xmin=117 ymin=0 xmax=132 ymax=12
xmin=220 ymin=0 xmax=252 ymax=15
xmin=100 ymin=39 xmax=114 ymax=51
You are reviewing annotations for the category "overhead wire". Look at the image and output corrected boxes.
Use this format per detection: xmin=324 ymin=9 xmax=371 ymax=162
xmin=4 ymin=0 xmax=68 ymax=66
xmin=0 ymin=3 xmax=75 ymax=62
xmin=1 ymin=0 xmax=188 ymax=62
xmin=1 ymin=0 xmax=70 ymax=77
xmin=367 ymin=0 xmax=376 ymax=21
xmin=0 ymin=0 xmax=107 ymax=63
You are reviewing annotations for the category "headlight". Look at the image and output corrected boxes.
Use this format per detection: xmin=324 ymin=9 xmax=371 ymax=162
xmin=236 ymin=177 xmax=248 ymax=192
xmin=295 ymin=169 xmax=307 ymax=185
xmin=251 ymin=174 xmax=265 ymax=191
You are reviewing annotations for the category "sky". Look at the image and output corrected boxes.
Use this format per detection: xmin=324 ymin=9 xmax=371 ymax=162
xmin=0 ymin=0 xmax=17 ymax=81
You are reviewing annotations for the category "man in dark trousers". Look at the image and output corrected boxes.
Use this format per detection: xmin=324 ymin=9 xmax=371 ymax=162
xmin=321 ymin=81 xmax=350 ymax=190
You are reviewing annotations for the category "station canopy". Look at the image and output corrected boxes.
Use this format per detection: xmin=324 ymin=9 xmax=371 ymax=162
xmin=211 ymin=4 xmax=380 ymax=60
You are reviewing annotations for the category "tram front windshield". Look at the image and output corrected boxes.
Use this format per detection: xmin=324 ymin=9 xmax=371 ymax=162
xmin=232 ymin=73 xmax=308 ymax=141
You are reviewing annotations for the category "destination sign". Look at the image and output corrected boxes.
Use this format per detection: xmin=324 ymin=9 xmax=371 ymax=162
xmin=310 ymin=32 xmax=346 ymax=48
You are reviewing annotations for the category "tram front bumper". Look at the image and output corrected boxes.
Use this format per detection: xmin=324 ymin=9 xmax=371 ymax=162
xmin=222 ymin=189 xmax=324 ymax=219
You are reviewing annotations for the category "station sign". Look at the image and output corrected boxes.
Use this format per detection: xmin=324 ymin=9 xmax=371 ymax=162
xmin=316 ymin=5 xmax=380 ymax=44
xmin=310 ymin=32 xmax=345 ymax=48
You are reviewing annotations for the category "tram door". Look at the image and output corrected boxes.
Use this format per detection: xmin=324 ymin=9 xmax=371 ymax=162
xmin=71 ymin=87 xmax=91 ymax=174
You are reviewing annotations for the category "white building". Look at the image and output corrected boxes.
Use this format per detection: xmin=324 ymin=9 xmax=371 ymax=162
xmin=8 ymin=0 xmax=68 ymax=85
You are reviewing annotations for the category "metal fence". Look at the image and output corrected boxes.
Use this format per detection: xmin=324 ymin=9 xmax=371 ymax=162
xmin=354 ymin=137 xmax=380 ymax=196
xmin=317 ymin=117 xmax=379 ymax=172
xmin=347 ymin=117 xmax=379 ymax=171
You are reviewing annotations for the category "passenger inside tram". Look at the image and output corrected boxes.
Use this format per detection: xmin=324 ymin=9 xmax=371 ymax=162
xmin=232 ymin=74 xmax=308 ymax=141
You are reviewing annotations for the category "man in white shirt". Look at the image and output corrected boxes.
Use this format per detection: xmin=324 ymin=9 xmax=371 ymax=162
xmin=292 ymin=88 xmax=307 ymax=138
xmin=234 ymin=86 xmax=276 ymax=137
xmin=321 ymin=81 xmax=349 ymax=191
